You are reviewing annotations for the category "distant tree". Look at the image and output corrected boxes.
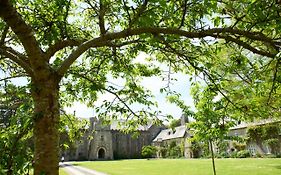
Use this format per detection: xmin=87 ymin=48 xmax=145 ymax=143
xmin=169 ymin=119 xmax=181 ymax=128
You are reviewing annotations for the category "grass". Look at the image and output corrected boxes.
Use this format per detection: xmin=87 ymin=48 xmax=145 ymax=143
xmin=73 ymin=158 xmax=281 ymax=175
xmin=30 ymin=168 xmax=68 ymax=175
xmin=59 ymin=168 xmax=68 ymax=175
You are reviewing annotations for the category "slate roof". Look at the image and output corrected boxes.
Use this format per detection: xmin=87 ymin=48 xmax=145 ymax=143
xmin=230 ymin=119 xmax=281 ymax=130
xmin=152 ymin=125 xmax=186 ymax=142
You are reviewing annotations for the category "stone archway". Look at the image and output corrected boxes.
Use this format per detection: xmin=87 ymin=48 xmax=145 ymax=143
xmin=97 ymin=147 xmax=106 ymax=159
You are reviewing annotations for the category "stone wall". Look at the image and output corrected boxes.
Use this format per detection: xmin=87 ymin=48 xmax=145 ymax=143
xmin=111 ymin=131 xmax=151 ymax=159
xmin=89 ymin=129 xmax=114 ymax=160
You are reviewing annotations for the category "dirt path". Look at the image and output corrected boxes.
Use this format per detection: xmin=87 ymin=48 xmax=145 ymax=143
xmin=60 ymin=162 xmax=108 ymax=175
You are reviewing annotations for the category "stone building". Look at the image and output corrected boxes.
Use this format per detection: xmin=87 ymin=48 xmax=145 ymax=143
xmin=228 ymin=120 xmax=281 ymax=155
xmin=65 ymin=117 xmax=163 ymax=160
xmin=152 ymin=115 xmax=197 ymax=158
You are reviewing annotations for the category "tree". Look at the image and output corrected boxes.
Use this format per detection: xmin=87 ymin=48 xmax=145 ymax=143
xmin=190 ymin=85 xmax=234 ymax=175
xmin=1 ymin=0 xmax=280 ymax=174
xmin=0 ymin=81 xmax=88 ymax=174
xmin=0 ymin=83 xmax=33 ymax=175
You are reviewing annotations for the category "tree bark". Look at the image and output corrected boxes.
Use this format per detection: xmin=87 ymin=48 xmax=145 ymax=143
xmin=31 ymin=76 xmax=60 ymax=175
xmin=209 ymin=140 xmax=217 ymax=175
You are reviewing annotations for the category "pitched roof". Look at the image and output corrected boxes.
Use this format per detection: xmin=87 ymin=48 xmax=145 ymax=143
xmin=230 ymin=119 xmax=281 ymax=130
xmin=152 ymin=125 xmax=186 ymax=142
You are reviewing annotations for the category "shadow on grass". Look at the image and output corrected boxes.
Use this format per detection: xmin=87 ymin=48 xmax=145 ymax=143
xmin=274 ymin=165 xmax=281 ymax=169
xmin=59 ymin=163 xmax=80 ymax=167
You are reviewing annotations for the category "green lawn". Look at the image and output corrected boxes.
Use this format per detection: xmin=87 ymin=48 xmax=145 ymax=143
xmin=73 ymin=158 xmax=281 ymax=175
xmin=59 ymin=168 xmax=68 ymax=175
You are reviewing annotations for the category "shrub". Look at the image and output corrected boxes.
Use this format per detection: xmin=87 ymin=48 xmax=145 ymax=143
xmin=141 ymin=145 xmax=157 ymax=158
xmin=219 ymin=151 xmax=230 ymax=158
xmin=233 ymin=142 xmax=246 ymax=151
xmin=168 ymin=145 xmax=182 ymax=158
xmin=237 ymin=150 xmax=250 ymax=158
xmin=230 ymin=151 xmax=238 ymax=158
xmin=265 ymin=138 xmax=280 ymax=155
xmin=159 ymin=147 xmax=168 ymax=158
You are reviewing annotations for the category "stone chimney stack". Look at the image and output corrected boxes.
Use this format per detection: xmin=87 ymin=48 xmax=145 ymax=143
xmin=181 ymin=114 xmax=185 ymax=126
xmin=181 ymin=114 xmax=189 ymax=126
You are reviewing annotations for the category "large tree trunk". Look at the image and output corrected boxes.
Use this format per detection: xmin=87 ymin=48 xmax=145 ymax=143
xmin=32 ymin=77 xmax=60 ymax=175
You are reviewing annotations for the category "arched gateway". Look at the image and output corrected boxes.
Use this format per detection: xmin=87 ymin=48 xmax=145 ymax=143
xmin=97 ymin=147 xmax=106 ymax=159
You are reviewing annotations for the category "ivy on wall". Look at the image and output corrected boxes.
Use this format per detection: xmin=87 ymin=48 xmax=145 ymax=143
xmin=246 ymin=123 xmax=280 ymax=154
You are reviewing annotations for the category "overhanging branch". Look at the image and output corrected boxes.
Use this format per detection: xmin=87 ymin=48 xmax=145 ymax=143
xmin=0 ymin=47 xmax=33 ymax=76
xmin=0 ymin=0 xmax=42 ymax=59
xmin=45 ymin=39 xmax=83 ymax=59
xmin=70 ymin=71 xmax=140 ymax=118
xmin=57 ymin=26 xmax=278 ymax=78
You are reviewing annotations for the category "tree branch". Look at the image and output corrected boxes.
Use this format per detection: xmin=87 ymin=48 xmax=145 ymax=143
xmin=70 ymin=72 xmax=140 ymax=118
xmin=0 ymin=0 xmax=42 ymax=59
xmin=57 ymin=26 xmax=278 ymax=78
xmin=45 ymin=39 xmax=83 ymax=59
xmin=129 ymin=0 xmax=148 ymax=28
xmin=218 ymin=34 xmax=276 ymax=58
xmin=155 ymin=35 xmax=245 ymax=113
xmin=0 ymin=47 xmax=33 ymax=76
xmin=122 ymin=0 xmax=132 ymax=25
xmin=0 ymin=74 xmax=28 ymax=82
xmin=0 ymin=25 xmax=9 ymax=45
xmin=267 ymin=58 xmax=280 ymax=105
xmin=98 ymin=0 xmax=106 ymax=35
xmin=179 ymin=0 xmax=189 ymax=29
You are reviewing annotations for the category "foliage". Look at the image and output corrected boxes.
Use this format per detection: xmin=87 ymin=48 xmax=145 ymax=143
xmin=141 ymin=145 xmax=157 ymax=158
xmin=246 ymin=123 xmax=280 ymax=154
xmin=217 ymin=141 xmax=230 ymax=153
xmin=233 ymin=142 xmax=246 ymax=151
xmin=0 ymin=82 xmax=88 ymax=174
xmin=237 ymin=150 xmax=251 ymax=158
xmin=169 ymin=114 xmax=191 ymax=129
xmin=169 ymin=119 xmax=181 ymax=129
xmin=166 ymin=141 xmax=182 ymax=158
xmin=1 ymin=0 xmax=281 ymax=173
xmin=0 ymin=83 xmax=33 ymax=175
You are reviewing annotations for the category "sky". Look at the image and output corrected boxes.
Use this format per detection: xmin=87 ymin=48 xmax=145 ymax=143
xmin=64 ymin=72 xmax=194 ymax=119
xmin=1 ymin=52 xmax=195 ymax=120
xmin=65 ymin=52 xmax=195 ymax=120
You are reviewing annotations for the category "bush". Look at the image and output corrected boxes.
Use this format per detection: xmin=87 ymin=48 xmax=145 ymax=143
xmin=159 ymin=147 xmax=168 ymax=158
xmin=219 ymin=151 xmax=229 ymax=158
xmin=141 ymin=145 xmax=157 ymax=158
xmin=237 ymin=150 xmax=250 ymax=158
xmin=230 ymin=151 xmax=238 ymax=158
xmin=233 ymin=142 xmax=246 ymax=151
xmin=168 ymin=145 xmax=181 ymax=158
xmin=263 ymin=154 xmax=277 ymax=158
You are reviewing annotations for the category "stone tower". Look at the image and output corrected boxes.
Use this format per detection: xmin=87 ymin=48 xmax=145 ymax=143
xmin=88 ymin=117 xmax=113 ymax=160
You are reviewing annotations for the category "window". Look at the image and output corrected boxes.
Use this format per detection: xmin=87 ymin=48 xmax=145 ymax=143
xmin=101 ymin=135 xmax=104 ymax=141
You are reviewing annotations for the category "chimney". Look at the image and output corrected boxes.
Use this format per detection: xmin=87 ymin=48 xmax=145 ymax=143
xmin=181 ymin=114 xmax=185 ymax=126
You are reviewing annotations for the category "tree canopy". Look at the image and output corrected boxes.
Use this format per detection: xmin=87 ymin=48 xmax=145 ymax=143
xmin=0 ymin=0 xmax=280 ymax=174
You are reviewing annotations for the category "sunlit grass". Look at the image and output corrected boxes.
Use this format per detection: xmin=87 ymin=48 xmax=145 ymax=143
xmin=59 ymin=168 xmax=68 ymax=175
xmin=74 ymin=158 xmax=281 ymax=175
